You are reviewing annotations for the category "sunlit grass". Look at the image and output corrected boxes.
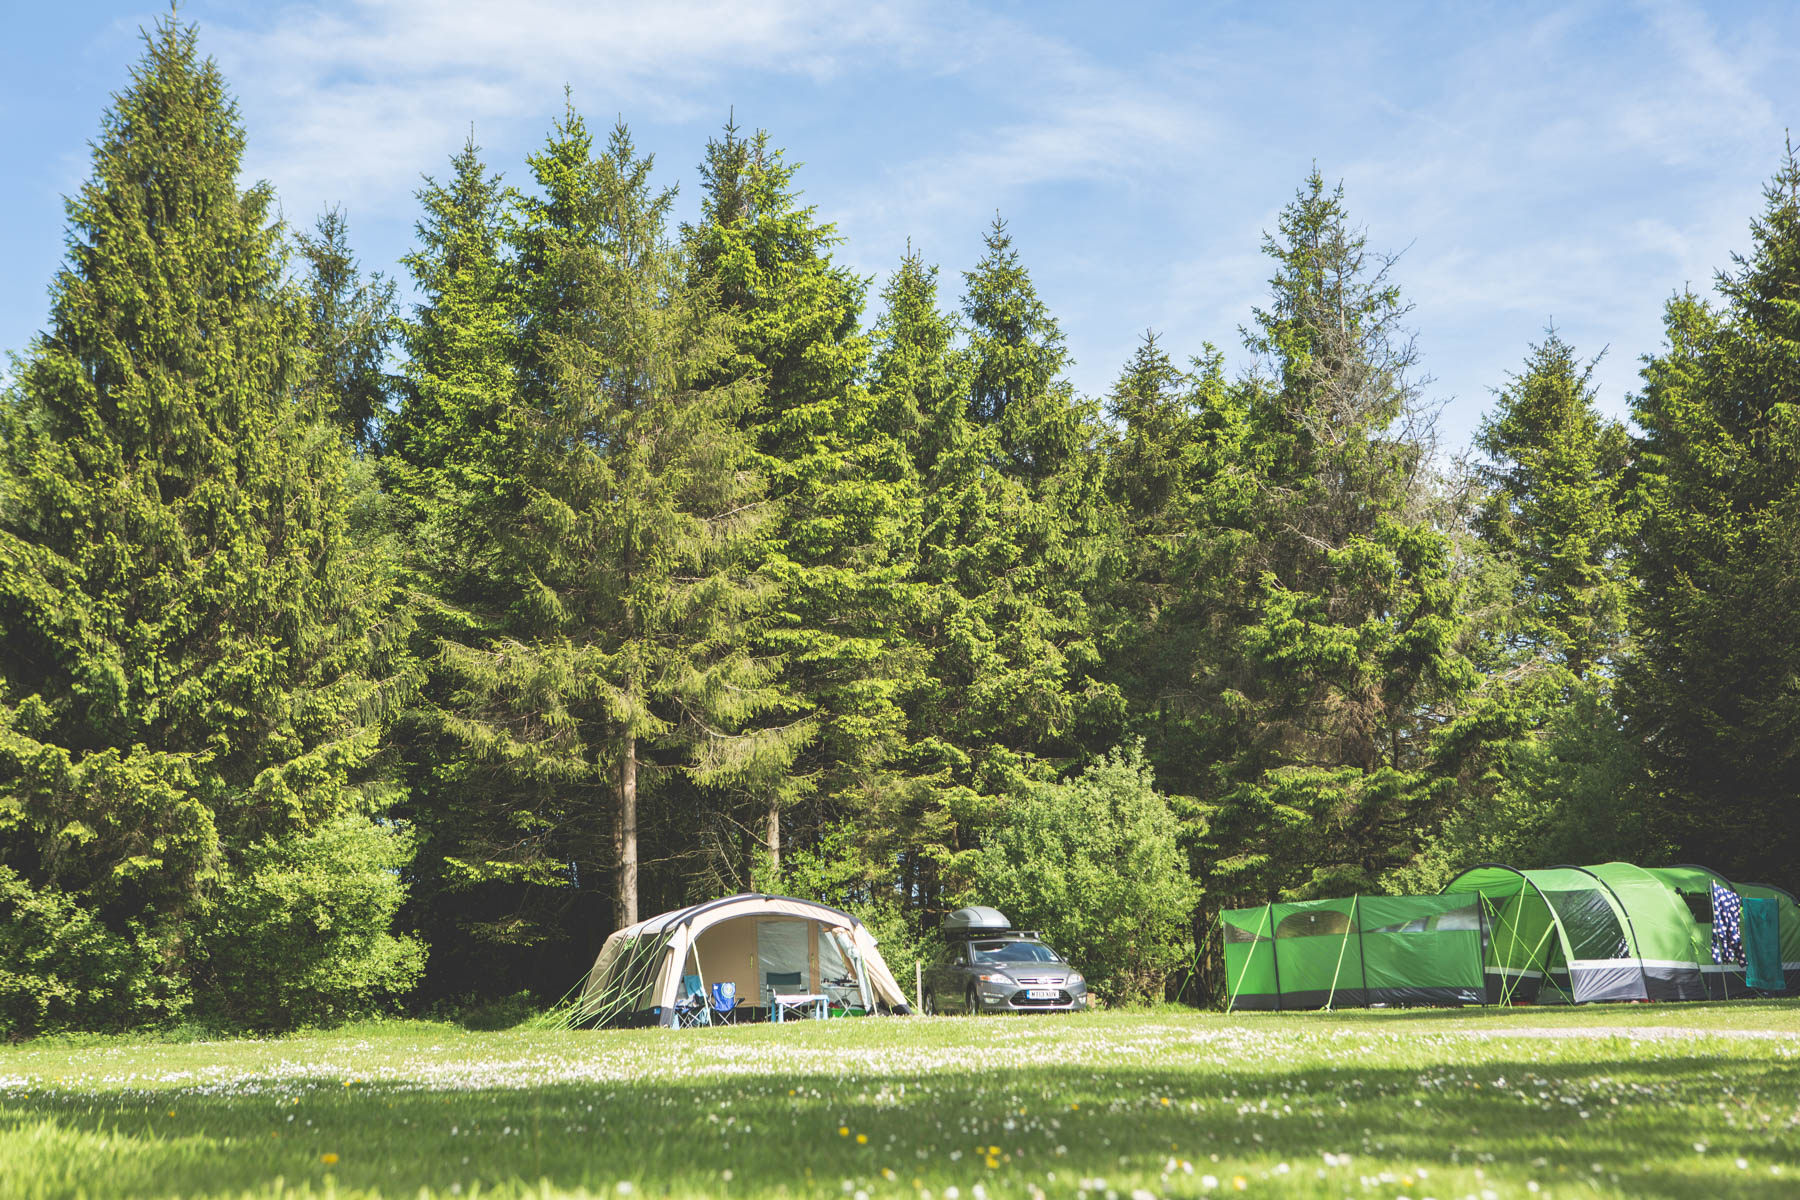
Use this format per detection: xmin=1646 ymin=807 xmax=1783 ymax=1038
xmin=3 ymin=1002 xmax=1796 ymax=1198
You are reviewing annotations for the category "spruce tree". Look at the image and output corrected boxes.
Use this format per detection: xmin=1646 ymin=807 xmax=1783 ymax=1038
xmin=0 ymin=18 xmax=416 ymax=1029
xmin=435 ymin=110 xmax=805 ymax=930
xmin=956 ymin=220 xmax=1118 ymax=768
xmin=1096 ymin=333 xmax=1251 ymax=802
xmin=1195 ymin=171 xmax=1473 ymax=907
xmin=684 ymin=121 xmax=921 ymax=881
xmin=1624 ymin=149 xmax=1800 ymax=885
xmin=295 ymin=206 xmax=399 ymax=450
xmin=963 ymin=217 xmax=1088 ymax=484
xmin=1392 ymin=334 xmax=1644 ymax=888
xmin=865 ymin=248 xmax=980 ymax=914
xmin=1475 ymin=330 xmax=1629 ymax=680
xmin=381 ymin=136 xmax=535 ymax=988
xmin=385 ymin=135 xmax=522 ymax=600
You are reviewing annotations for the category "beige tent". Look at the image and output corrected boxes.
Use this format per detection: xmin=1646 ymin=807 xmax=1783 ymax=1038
xmin=576 ymin=894 xmax=913 ymax=1027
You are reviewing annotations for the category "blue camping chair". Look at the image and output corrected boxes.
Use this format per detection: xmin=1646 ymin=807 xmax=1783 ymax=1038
xmin=710 ymin=981 xmax=738 ymax=1024
xmin=677 ymin=974 xmax=711 ymax=1027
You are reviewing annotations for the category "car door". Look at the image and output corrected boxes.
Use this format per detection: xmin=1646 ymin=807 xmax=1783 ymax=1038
xmin=931 ymin=943 xmax=967 ymax=1010
xmin=949 ymin=942 xmax=974 ymax=1009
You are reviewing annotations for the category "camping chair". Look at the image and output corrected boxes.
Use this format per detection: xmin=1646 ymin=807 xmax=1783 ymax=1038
xmin=765 ymin=970 xmax=828 ymax=1021
xmin=710 ymin=981 xmax=738 ymax=1025
xmin=676 ymin=974 xmax=711 ymax=1027
xmin=765 ymin=970 xmax=802 ymax=1020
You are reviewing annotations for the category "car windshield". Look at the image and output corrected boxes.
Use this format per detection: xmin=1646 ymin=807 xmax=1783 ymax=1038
xmin=970 ymin=940 xmax=1062 ymax=964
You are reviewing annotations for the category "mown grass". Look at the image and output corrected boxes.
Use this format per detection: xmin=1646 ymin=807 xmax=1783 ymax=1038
xmin=2 ymin=1001 xmax=1796 ymax=1199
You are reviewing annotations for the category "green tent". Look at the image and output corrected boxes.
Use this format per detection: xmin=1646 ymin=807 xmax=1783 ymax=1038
xmin=1221 ymin=894 xmax=1485 ymax=1011
xmin=1439 ymin=864 xmax=1650 ymax=1003
xmin=1441 ymin=861 xmax=1799 ymax=1004
xmin=1222 ymin=860 xmax=1795 ymax=1010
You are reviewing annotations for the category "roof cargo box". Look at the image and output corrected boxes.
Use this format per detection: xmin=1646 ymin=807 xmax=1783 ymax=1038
xmin=943 ymin=906 xmax=1012 ymax=937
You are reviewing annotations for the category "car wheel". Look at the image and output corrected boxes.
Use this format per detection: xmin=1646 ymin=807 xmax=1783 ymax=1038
xmin=966 ymin=984 xmax=982 ymax=1014
xmin=922 ymin=990 xmax=936 ymax=1016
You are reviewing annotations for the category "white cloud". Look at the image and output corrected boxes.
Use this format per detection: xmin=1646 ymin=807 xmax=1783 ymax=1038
xmin=205 ymin=0 xmax=934 ymax=214
xmin=164 ymin=0 xmax=1800 ymax=449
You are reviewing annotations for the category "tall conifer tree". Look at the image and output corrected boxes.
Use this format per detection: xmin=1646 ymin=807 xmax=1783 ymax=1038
xmin=956 ymin=221 xmax=1118 ymax=773
xmin=295 ymin=207 xmax=399 ymax=450
xmin=684 ymin=122 xmax=921 ymax=880
xmin=1475 ymin=331 xmax=1629 ymax=680
xmin=1194 ymin=172 xmax=1473 ymax=907
xmin=382 ymin=136 xmax=536 ymax=988
xmin=0 ymin=18 xmax=415 ymax=1028
xmin=1625 ymin=150 xmax=1800 ymax=884
xmin=1394 ymin=334 xmax=1643 ymax=888
xmin=434 ymin=111 xmax=804 ymax=930
xmin=1097 ymin=333 xmax=1250 ymax=801
xmin=864 ymin=249 xmax=980 ymax=913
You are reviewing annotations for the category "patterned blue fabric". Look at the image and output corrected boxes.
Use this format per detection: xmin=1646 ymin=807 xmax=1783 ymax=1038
xmin=1710 ymin=882 xmax=1744 ymax=966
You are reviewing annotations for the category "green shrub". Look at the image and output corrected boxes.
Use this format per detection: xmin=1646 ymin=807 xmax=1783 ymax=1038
xmin=0 ymin=868 xmax=187 ymax=1037
xmin=963 ymin=742 xmax=1198 ymax=1004
xmin=197 ymin=816 xmax=425 ymax=1027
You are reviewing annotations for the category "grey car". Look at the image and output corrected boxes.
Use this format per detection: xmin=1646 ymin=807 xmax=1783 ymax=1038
xmin=922 ymin=935 xmax=1090 ymax=1014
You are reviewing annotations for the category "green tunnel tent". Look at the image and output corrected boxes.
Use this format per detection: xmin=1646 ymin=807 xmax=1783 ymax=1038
xmin=1444 ymin=861 xmax=1797 ymax=1004
xmin=1444 ymin=864 xmax=1653 ymax=1004
xmin=1221 ymin=893 xmax=1486 ymax=1011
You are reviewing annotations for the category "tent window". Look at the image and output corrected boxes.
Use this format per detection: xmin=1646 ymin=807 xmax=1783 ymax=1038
xmin=1675 ymin=890 xmax=1712 ymax=924
xmin=1222 ymin=920 xmax=1267 ymax=944
xmin=1276 ymin=909 xmax=1353 ymax=938
xmin=1543 ymin=889 xmax=1630 ymax=960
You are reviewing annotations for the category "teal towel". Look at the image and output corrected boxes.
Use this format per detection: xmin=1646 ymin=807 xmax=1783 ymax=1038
xmin=1742 ymin=897 xmax=1784 ymax=991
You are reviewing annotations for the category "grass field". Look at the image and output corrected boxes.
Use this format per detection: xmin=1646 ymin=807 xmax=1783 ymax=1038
xmin=3 ymin=1002 xmax=1797 ymax=1199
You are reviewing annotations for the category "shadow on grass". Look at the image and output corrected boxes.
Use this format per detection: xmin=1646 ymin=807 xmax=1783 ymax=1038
xmin=3 ymin=1043 xmax=1796 ymax=1199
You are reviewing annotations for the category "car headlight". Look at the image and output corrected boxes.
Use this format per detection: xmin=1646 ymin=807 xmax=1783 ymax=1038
xmin=1066 ymin=973 xmax=1083 ymax=986
xmin=977 ymin=973 xmax=1010 ymax=984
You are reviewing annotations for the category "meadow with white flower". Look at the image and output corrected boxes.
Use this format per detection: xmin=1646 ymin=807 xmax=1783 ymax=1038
xmin=3 ymin=1004 xmax=1796 ymax=1199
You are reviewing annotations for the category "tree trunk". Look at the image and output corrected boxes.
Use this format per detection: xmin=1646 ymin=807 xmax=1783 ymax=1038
xmin=765 ymin=797 xmax=780 ymax=877
xmin=615 ymin=732 xmax=638 ymax=927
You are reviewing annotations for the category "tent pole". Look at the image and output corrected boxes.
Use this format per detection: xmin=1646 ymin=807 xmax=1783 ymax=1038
xmin=1508 ymin=915 xmax=1560 ymax=1006
xmin=1356 ymin=899 xmax=1370 ymax=1008
xmin=1500 ymin=894 xmax=1524 ymax=1000
xmin=1326 ymin=895 xmax=1358 ymax=1011
xmin=691 ymin=938 xmax=710 ymax=1026
xmin=1267 ymin=902 xmax=1283 ymax=1012
xmin=1520 ymin=876 xmax=1576 ymax=1005
xmin=1483 ymin=895 xmax=1528 ymax=1007
xmin=1474 ymin=893 xmax=1490 ymax=1008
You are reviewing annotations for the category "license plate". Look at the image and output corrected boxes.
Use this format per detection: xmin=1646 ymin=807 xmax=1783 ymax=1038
xmin=1026 ymin=989 xmax=1058 ymax=1000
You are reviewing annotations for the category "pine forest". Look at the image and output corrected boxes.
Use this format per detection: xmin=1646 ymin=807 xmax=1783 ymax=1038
xmin=4 ymin=18 xmax=1799 ymax=1033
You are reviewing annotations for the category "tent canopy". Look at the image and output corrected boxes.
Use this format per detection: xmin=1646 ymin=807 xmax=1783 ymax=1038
xmin=576 ymin=894 xmax=912 ymax=1027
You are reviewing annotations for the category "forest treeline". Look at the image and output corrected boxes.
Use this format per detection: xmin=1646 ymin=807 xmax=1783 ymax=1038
xmin=3 ymin=20 xmax=1797 ymax=1032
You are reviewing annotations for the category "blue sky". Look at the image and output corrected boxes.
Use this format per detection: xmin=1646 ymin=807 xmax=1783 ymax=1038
xmin=5 ymin=1 xmax=1796 ymax=452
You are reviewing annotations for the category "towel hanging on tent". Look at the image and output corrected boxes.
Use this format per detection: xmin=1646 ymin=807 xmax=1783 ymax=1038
xmin=1710 ymin=882 xmax=1744 ymax=966
xmin=1741 ymin=897 xmax=1785 ymax=991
